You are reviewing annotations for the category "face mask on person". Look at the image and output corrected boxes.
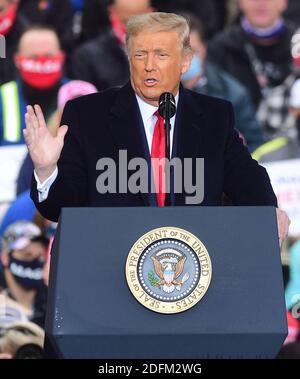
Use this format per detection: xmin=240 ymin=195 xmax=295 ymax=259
xmin=181 ymin=55 xmax=202 ymax=82
xmin=8 ymin=254 xmax=44 ymax=290
xmin=0 ymin=2 xmax=17 ymax=36
xmin=15 ymin=53 xmax=65 ymax=90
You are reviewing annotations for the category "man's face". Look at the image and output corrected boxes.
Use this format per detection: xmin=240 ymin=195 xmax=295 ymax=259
xmin=129 ymin=30 xmax=191 ymax=106
xmin=189 ymin=30 xmax=207 ymax=60
xmin=181 ymin=30 xmax=206 ymax=90
xmin=11 ymin=241 xmax=46 ymax=263
xmin=17 ymin=29 xmax=61 ymax=58
xmin=1 ymin=240 xmax=46 ymax=268
xmin=239 ymin=0 xmax=288 ymax=28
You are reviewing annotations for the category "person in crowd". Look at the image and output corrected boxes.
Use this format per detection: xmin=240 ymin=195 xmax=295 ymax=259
xmin=71 ymin=0 xmax=152 ymax=91
xmin=181 ymin=14 xmax=264 ymax=152
xmin=251 ymin=27 xmax=300 ymax=162
xmin=0 ymin=221 xmax=49 ymax=328
xmin=208 ymin=0 xmax=298 ymax=139
xmin=0 ymin=0 xmax=28 ymax=85
xmin=0 ymin=25 xmax=66 ymax=146
xmin=18 ymin=0 xmax=74 ymax=53
xmin=230 ymin=0 xmax=300 ymax=26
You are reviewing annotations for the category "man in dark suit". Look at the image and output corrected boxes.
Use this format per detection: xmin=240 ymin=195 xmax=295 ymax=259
xmin=23 ymin=12 xmax=290 ymax=244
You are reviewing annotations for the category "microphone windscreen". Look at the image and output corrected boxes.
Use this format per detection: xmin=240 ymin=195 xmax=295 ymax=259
xmin=158 ymin=92 xmax=176 ymax=118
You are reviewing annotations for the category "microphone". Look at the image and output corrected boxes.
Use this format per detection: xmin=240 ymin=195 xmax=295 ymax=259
xmin=158 ymin=92 xmax=176 ymax=162
xmin=158 ymin=92 xmax=176 ymax=119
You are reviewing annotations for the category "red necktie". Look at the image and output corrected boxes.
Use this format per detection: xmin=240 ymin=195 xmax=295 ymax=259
xmin=151 ymin=111 xmax=166 ymax=207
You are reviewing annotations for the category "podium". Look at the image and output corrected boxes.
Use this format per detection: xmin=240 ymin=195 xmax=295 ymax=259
xmin=45 ymin=206 xmax=287 ymax=358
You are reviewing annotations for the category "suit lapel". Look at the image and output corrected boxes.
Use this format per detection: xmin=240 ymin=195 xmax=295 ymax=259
xmin=108 ymin=82 xmax=155 ymax=205
xmin=172 ymin=87 xmax=206 ymax=206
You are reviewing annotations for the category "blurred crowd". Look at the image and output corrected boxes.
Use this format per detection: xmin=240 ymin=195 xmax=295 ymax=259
xmin=0 ymin=0 xmax=300 ymax=358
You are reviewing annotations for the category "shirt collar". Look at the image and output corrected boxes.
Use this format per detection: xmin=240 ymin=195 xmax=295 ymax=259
xmin=135 ymin=91 xmax=179 ymax=125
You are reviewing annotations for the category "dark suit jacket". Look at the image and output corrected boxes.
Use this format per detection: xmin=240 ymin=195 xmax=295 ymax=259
xmin=31 ymin=82 xmax=277 ymax=222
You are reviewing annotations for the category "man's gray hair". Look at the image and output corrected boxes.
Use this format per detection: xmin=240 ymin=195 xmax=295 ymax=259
xmin=126 ymin=12 xmax=192 ymax=56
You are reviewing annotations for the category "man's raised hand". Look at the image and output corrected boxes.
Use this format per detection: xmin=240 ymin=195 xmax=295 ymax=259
xmin=23 ymin=104 xmax=68 ymax=182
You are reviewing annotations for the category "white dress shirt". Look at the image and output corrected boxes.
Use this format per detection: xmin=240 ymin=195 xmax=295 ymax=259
xmin=35 ymin=92 xmax=179 ymax=202
xmin=135 ymin=92 xmax=178 ymax=156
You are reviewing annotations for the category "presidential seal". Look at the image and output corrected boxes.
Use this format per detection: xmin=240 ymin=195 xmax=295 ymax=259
xmin=125 ymin=227 xmax=212 ymax=314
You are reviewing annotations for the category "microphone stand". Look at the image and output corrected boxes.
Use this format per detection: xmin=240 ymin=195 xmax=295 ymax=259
xmin=164 ymin=106 xmax=171 ymax=207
